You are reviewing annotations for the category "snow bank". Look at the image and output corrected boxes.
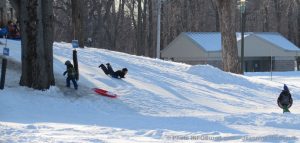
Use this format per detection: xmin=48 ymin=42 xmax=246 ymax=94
xmin=0 ymin=39 xmax=300 ymax=142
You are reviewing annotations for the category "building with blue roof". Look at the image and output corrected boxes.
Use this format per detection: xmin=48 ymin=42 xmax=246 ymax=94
xmin=161 ymin=32 xmax=300 ymax=72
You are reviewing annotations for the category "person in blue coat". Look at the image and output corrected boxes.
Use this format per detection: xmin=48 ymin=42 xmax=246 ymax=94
xmin=0 ymin=26 xmax=8 ymax=38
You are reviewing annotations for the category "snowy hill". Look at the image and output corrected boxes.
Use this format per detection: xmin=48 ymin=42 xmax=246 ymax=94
xmin=0 ymin=39 xmax=300 ymax=142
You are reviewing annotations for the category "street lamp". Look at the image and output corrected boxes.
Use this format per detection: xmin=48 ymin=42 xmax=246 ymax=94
xmin=240 ymin=0 xmax=246 ymax=74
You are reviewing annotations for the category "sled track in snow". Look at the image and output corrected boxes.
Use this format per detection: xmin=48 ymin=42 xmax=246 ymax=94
xmin=55 ymin=74 xmax=96 ymax=99
xmin=0 ymin=56 xmax=93 ymax=99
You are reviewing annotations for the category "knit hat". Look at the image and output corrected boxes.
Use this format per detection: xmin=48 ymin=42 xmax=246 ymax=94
xmin=122 ymin=68 xmax=128 ymax=72
xmin=65 ymin=60 xmax=71 ymax=65
xmin=283 ymin=84 xmax=289 ymax=91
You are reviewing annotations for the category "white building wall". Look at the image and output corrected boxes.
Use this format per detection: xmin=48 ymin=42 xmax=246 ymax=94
xmin=237 ymin=35 xmax=298 ymax=57
xmin=161 ymin=34 xmax=208 ymax=59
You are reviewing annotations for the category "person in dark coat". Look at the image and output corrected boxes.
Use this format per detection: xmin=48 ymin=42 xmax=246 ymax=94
xmin=99 ymin=63 xmax=128 ymax=79
xmin=63 ymin=60 xmax=78 ymax=89
xmin=7 ymin=21 xmax=19 ymax=39
xmin=0 ymin=21 xmax=21 ymax=39
xmin=277 ymin=84 xmax=293 ymax=113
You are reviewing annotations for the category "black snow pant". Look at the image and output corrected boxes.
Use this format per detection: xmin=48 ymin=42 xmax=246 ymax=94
xmin=100 ymin=64 xmax=115 ymax=75
xmin=66 ymin=76 xmax=78 ymax=89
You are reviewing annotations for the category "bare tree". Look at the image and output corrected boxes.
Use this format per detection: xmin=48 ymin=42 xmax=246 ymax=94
xmin=296 ymin=0 xmax=300 ymax=46
xmin=72 ymin=0 xmax=84 ymax=48
xmin=53 ymin=0 xmax=73 ymax=42
xmin=0 ymin=0 xmax=8 ymax=27
xmin=142 ymin=0 xmax=148 ymax=55
xmin=19 ymin=0 xmax=55 ymax=90
xmin=136 ymin=0 xmax=143 ymax=55
xmin=147 ymin=0 xmax=154 ymax=57
xmin=213 ymin=0 xmax=240 ymax=73
xmin=210 ymin=0 xmax=219 ymax=31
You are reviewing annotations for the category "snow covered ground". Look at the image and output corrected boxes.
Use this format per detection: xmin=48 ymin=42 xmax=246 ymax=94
xmin=0 ymin=39 xmax=300 ymax=143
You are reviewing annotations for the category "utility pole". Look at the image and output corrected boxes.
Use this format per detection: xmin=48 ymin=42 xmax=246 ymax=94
xmin=156 ymin=0 xmax=161 ymax=59
xmin=240 ymin=0 xmax=246 ymax=74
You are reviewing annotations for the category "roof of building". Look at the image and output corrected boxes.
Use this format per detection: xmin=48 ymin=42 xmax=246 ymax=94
xmin=183 ymin=32 xmax=300 ymax=52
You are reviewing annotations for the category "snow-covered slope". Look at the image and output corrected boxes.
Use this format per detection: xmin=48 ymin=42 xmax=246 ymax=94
xmin=0 ymin=39 xmax=300 ymax=142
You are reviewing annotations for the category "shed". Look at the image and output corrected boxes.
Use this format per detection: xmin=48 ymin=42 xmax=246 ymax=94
xmin=161 ymin=32 xmax=300 ymax=72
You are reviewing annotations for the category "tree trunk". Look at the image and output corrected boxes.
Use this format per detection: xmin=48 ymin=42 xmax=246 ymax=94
xmin=183 ymin=0 xmax=189 ymax=31
xmin=105 ymin=0 xmax=116 ymax=50
xmin=117 ymin=0 xmax=126 ymax=51
xmin=263 ymin=6 xmax=269 ymax=32
xmin=147 ymin=0 xmax=153 ymax=57
xmin=0 ymin=0 xmax=7 ymax=27
xmin=19 ymin=0 xmax=55 ymax=90
xmin=113 ymin=0 xmax=122 ymax=50
xmin=214 ymin=0 xmax=241 ymax=73
xmin=128 ymin=0 xmax=137 ymax=54
xmin=137 ymin=0 xmax=143 ymax=55
xmin=143 ymin=0 xmax=148 ymax=56
xmin=297 ymin=0 xmax=300 ymax=46
xmin=72 ymin=0 xmax=84 ymax=48
xmin=210 ymin=0 xmax=220 ymax=31
xmin=287 ymin=6 xmax=293 ymax=41
xmin=8 ymin=0 xmax=21 ymax=21
xmin=274 ymin=0 xmax=281 ymax=32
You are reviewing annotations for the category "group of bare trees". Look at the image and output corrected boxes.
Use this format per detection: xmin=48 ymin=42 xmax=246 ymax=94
xmin=53 ymin=0 xmax=300 ymax=70
xmin=54 ymin=0 xmax=158 ymax=57
xmin=160 ymin=0 xmax=299 ymax=51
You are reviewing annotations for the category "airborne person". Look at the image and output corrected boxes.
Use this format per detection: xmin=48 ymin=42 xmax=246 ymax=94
xmin=99 ymin=63 xmax=128 ymax=79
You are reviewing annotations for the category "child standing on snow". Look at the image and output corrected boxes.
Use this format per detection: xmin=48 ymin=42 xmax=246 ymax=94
xmin=63 ymin=60 xmax=78 ymax=90
xmin=277 ymin=84 xmax=293 ymax=113
xmin=99 ymin=63 xmax=128 ymax=79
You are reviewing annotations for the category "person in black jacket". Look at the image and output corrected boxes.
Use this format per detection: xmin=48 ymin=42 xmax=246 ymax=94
xmin=63 ymin=60 xmax=78 ymax=89
xmin=277 ymin=84 xmax=293 ymax=113
xmin=99 ymin=63 xmax=128 ymax=79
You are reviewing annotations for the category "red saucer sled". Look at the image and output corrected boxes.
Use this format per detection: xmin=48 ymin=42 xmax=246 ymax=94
xmin=93 ymin=88 xmax=118 ymax=98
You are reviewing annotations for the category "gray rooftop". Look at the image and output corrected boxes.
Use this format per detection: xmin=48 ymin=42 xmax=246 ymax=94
xmin=184 ymin=32 xmax=300 ymax=52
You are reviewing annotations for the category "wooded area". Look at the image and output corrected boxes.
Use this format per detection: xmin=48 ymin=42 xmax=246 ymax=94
xmin=53 ymin=0 xmax=300 ymax=58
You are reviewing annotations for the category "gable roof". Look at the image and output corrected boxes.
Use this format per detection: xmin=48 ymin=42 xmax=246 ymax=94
xmin=184 ymin=32 xmax=221 ymax=52
xmin=183 ymin=32 xmax=300 ymax=52
xmin=254 ymin=33 xmax=299 ymax=51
